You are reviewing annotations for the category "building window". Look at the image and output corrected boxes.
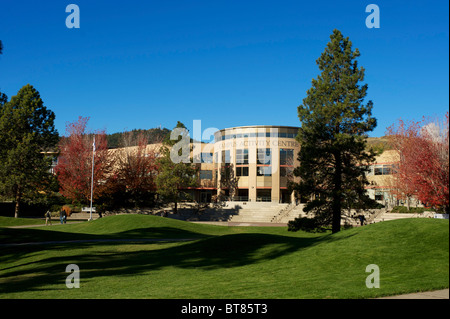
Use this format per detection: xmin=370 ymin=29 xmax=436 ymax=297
xmin=200 ymin=170 xmax=213 ymax=180
xmin=257 ymin=166 xmax=272 ymax=176
xmin=257 ymin=148 xmax=271 ymax=165
xmin=374 ymin=164 xmax=395 ymax=175
xmin=236 ymin=149 xmax=249 ymax=164
xmin=280 ymin=166 xmax=294 ymax=177
xmin=236 ymin=166 xmax=249 ymax=177
xmin=215 ymin=131 xmax=298 ymax=141
xmin=222 ymin=150 xmax=231 ymax=164
xmin=280 ymin=149 xmax=294 ymax=166
xmin=201 ymin=152 xmax=213 ymax=163
xmin=365 ymin=165 xmax=374 ymax=176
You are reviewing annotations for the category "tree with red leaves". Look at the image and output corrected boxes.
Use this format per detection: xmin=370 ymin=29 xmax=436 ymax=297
xmin=386 ymin=112 xmax=449 ymax=213
xmin=110 ymin=131 xmax=160 ymax=207
xmin=55 ymin=117 xmax=112 ymax=205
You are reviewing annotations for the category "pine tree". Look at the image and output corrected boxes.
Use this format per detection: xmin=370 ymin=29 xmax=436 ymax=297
xmin=0 ymin=84 xmax=59 ymax=217
xmin=292 ymin=29 xmax=377 ymax=233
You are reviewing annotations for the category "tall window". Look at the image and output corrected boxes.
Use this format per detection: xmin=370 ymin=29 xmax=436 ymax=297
xmin=257 ymin=148 xmax=271 ymax=176
xmin=280 ymin=149 xmax=294 ymax=166
xmin=222 ymin=150 xmax=231 ymax=163
xmin=257 ymin=148 xmax=271 ymax=165
xmin=280 ymin=149 xmax=294 ymax=177
xmin=236 ymin=148 xmax=249 ymax=177
xmin=236 ymin=149 xmax=249 ymax=164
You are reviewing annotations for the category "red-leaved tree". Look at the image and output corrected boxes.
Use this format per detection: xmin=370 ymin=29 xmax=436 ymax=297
xmin=111 ymin=131 xmax=160 ymax=203
xmin=386 ymin=112 xmax=449 ymax=213
xmin=55 ymin=116 xmax=112 ymax=205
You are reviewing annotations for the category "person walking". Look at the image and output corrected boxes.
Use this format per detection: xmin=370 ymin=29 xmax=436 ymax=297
xmin=59 ymin=209 xmax=64 ymax=224
xmin=45 ymin=210 xmax=52 ymax=226
xmin=358 ymin=214 xmax=366 ymax=226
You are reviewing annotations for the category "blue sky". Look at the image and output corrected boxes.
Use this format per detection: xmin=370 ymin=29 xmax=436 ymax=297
xmin=0 ymin=0 xmax=448 ymax=138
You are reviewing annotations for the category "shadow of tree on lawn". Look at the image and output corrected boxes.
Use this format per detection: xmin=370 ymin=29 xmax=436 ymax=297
xmin=0 ymin=229 xmax=356 ymax=296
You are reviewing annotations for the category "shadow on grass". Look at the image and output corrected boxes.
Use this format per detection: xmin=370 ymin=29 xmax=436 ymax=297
xmin=0 ymin=225 xmax=209 ymax=245
xmin=0 ymin=227 xmax=356 ymax=296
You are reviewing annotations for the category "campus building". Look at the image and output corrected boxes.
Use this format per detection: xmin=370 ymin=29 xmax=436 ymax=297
xmin=191 ymin=125 xmax=402 ymax=206
xmin=192 ymin=125 xmax=301 ymax=203
xmin=107 ymin=125 xmax=402 ymax=207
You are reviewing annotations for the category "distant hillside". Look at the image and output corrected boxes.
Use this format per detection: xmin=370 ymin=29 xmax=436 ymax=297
xmin=366 ymin=136 xmax=394 ymax=152
xmin=106 ymin=128 xmax=171 ymax=149
xmin=59 ymin=129 xmax=392 ymax=151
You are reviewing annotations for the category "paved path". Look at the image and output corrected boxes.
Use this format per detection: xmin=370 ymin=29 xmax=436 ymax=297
xmin=377 ymin=289 xmax=449 ymax=299
xmin=0 ymin=238 xmax=198 ymax=248
xmin=6 ymin=221 xmax=84 ymax=228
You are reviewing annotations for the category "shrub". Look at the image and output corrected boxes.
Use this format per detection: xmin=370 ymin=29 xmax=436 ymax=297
xmin=391 ymin=206 xmax=434 ymax=214
xmin=288 ymin=217 xmax=328 ymax=233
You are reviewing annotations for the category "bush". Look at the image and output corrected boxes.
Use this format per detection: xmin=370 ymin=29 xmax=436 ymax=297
xmin=288 ymin=217 xmax=328 ymax=233
xmin=391 ymin=206 xmax=433 ymax=214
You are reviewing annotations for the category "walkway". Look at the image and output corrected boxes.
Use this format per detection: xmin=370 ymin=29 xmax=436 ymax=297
xmin=0 ymin=238 xmax=197 ymax=248
xmin=378 ymin=289 xmax=449 ymax=299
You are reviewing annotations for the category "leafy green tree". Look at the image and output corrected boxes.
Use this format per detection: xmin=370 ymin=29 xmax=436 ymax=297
xmin=0 ymin=84 xmax=59 ymax=217
xmin=156 ymin=122 xmax=198 ymax=213
xmin=291 ymin=29 xmax=377 ymax=233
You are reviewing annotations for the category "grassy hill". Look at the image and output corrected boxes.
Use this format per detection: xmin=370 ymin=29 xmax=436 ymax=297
xmin=0 ymin=215 xmax=448 ymax=298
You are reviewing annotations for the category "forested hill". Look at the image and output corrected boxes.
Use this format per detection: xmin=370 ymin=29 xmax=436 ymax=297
xmin=60 ymin=128 xmax=391 ymax=150
xmin=106 ymin=128 xmax=171 ymax=149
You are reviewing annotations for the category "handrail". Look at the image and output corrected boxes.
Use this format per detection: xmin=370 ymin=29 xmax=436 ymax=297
xmin=272 ymin=202 xmax=296 ymax=223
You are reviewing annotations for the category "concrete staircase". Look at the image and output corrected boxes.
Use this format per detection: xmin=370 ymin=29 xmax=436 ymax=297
xmin=277 ymin=205 xmax=306 ymax=224
xmin=227 ymin=202 xmax=291 ymax=224
xmin=169 ymin=202 xmax=306 ymax=224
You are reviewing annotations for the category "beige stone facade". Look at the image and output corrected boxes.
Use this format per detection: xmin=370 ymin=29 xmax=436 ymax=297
xmin=209 ymin=125 xmax=301 ymax=203
xmin=108 ymin=126 xmax=402 ymax=205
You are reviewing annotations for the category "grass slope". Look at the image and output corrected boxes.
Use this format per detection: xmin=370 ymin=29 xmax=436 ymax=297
xmin=0 ymin=215 xmax=448 ymax=299
xmin=0 ymin=216 xmax=48 ymax=227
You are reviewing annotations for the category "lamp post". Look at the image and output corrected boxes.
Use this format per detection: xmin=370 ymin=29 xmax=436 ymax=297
xmin=89 ymin=136 xmax=95 ymax=221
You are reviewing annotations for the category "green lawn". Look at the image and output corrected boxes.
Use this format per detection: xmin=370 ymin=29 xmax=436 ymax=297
xmin=0 ymin=215 xmax=448 ymax=299
xmin=0 ymin=216 xmax=49 ymax=227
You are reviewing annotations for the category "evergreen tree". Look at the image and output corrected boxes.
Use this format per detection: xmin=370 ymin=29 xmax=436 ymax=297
xmin=292 ymin=29 xmax=377 ymax=233
xmin=0 ymin=40 xmax=7 ymax=107
xmin=0 ymin=84 xmax=59 ymax=217
xmin=156 ymin=122 xmax=198 ymax=213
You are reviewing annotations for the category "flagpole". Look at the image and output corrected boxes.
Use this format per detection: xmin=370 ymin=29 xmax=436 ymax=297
xmin=89 ymin=135 xmax=95 ymax=221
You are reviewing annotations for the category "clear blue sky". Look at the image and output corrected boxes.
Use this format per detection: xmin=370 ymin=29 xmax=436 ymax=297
xmin=0 ymin=0 xmax=448 ymax=138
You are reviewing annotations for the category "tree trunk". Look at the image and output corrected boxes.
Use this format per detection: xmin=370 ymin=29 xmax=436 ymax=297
xmin=174 ymin=201 xmax=178 ymax=214
xmin=14 ymin=189 xmax=21 ymax=218
xmin=332 ymin=152 xmax=342 ymax=234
